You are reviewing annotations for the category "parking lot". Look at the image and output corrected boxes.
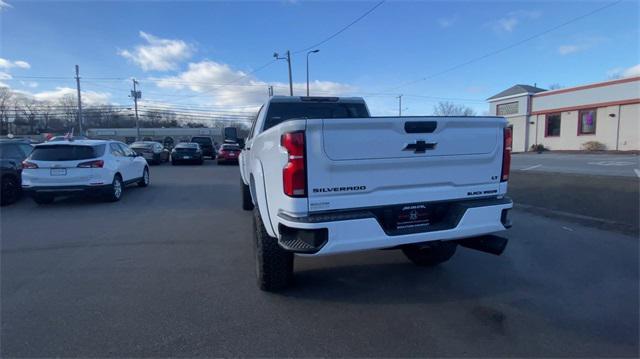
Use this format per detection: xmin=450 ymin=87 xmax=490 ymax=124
xmin=1 ymin=160 xmax=638 ymax=357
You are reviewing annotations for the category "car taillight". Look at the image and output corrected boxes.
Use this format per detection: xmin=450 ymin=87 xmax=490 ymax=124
xmin=77 ymin=160 xmax=104 ymax=168
xmin=281 ymin=131 xmax=306 ymax=197
xmin=22 ymin=161 xmax=38 ymax=169
xmin=501 ymin=127 xmax=512 ymax=182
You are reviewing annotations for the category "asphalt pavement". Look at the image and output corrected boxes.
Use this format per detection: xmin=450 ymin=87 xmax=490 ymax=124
xmin=512 ymin=152 xmax=639 ymax=177
xmin=1 ymin=161 xmax=638 ymax=357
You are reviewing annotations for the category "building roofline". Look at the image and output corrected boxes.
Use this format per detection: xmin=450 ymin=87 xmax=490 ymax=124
xmin=534 ymin=76 xmax=640 ymax=98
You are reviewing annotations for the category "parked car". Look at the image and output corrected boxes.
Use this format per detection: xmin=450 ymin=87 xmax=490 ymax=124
xmin=217 ymin=143 xmax=241 ymax=165
xmin=239 ymin=96 xmax=513 ymax=291
xmin=0 ymin=139 xmax=33 ymax=205
xmin=129 ymin=141 xmax=169 ymax=165
xmin=190 ymin=136 xmax=216 ymax=159
xmin=22 ymin=139 xmax=149 ymax=204
xmin=171 ymin=143 xmax=204 ymax=165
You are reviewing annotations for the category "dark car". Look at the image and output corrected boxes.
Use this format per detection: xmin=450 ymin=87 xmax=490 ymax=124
xmin=171 ymin=143 xmax=204 ymax=165
xmin=130 ymin=141 xmax=169 ymax=165
xmin=217 ymin=143 xmax=241 ymax=165
xmin=190 ymin=136 xmax=216 ymax=159
xmin=0 ymin=140 xmax=34 ymax=205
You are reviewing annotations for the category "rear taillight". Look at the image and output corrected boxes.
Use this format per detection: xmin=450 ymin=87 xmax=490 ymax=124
xmin=501 ymin=127 xmax=512 ymax=182
xmin=22 ymin=161 xmax=38 ymax=169
xmin=77 ymin=160 xmax=104 ymax=168
xmin=281 ymin=131 xmax=306 ymax=197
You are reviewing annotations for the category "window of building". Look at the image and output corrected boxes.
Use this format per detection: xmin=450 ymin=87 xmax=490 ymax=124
xmin=578 ymin=109 xmax=597 ymax=135
xmin=545 ymin=113 xmax=561 ymax=137
xmin=496 ymin=102 xmax=519 ymax=116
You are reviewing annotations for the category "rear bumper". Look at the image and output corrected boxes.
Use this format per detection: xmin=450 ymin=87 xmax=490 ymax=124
xmin=22 ymin=184 xmax=111 ymax=196
xmin=276 ymin=197 xmax=513 ymax=256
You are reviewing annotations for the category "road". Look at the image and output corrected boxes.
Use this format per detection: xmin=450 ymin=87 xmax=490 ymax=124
xmin=512 ymin=153 xmax=639 ymax=177
xmin=1 ymin=162 xmax=638 ymax=357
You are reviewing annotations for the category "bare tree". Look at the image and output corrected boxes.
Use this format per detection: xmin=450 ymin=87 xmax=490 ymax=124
xmin=0 ymin=87 xmax=13 ymax=135
xmin=548 ymin=83 xmax=563 ymax=90
xmin=432 ymin=101 xmax=476 ymax=116
xmin=58 ymin=94 xmax=77 ymax=130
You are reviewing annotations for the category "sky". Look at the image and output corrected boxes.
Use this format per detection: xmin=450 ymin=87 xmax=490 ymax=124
xmin=0 ymin=0 xmax=638 ymax=117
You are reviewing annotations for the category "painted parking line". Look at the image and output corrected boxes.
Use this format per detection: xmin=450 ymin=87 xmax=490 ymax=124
xmin=634 ymin=169 xmax=640 ymax=178
xmin=520 ymin=164 xmax=542 ymax=171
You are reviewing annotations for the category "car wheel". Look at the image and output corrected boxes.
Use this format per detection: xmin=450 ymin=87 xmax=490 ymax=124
xmin=253 ymin=207 xmax=293 ymax=291
xmin=138 ymin=167 xmax=149 ymax=187
xmin=104 ymin=174 xmax=123 ymax=202
xmin=401 ymin=241 xmax=457 ymax=266
xmin=171 ymin=160 xmax=177 ymax=166
xmin=33 ymin=193 xmax=54 ymax=205
xmin=0 ymin=175 xmax=20 ymax=206
xmin=198 ymin=159 xmax=204 ymax=165
xmin=241 ymin=178 xmax=254 ymax=211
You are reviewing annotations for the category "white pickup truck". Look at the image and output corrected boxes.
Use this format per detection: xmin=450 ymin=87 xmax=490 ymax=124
xmin=239 ymin=96 xmax=513 ymax=291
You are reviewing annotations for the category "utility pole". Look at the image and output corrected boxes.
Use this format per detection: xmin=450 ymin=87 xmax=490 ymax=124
xmin=397 ymin=95 xmax=403 ymax=116
xmin=131 ymin=79 xmax=141 ymax=140
xmin=274 ymin=51 xmax=293 ymax=96
xmin=75 ymin=65 xmax=83 ymax=135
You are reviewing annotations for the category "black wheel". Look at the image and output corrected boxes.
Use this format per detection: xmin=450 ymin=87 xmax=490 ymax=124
xmin=198 ymin=159 xmax=204 ymax=165
xmin=138 ymin=167 xmax=149 ymax=187
xmin=402 ymin=241 xmax=457 ymax=266
xmin=1 ymin=175 xmax=20 ymax=206
xmin=241 ymin=178 xmax=254 ymax=211
xmin=253 ymin=208 xmax=293 ymax=291
xmin=171 ymin=160 xmax=177 ymax=166
xmin=33 ymin=194 xmax=54 ymax=205
xmin=104 ymin=174 xmax=123 ymax=202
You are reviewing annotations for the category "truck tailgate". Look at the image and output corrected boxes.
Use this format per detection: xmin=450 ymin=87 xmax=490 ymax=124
xmin=305 ymin=116 xmax=506 ymax=212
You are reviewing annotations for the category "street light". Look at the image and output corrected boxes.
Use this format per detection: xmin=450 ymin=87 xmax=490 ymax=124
xmin=306 ymin=49 xmax=320 ymax=96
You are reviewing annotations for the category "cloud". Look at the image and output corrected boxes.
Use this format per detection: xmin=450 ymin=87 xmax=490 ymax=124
xmin=0 ymin=72 xmax=12 ymax=80
xmin=558 ymin=36 xmax=607 ymax=56
xmin=153 ymin=60 xmax=355 ymax=108
xmin=0 ymin=0 xmax=12 ymax=10
xmin=437 ymin=16 xmax=457 ymax=28
xmin=0 ymin=58 xmax=31 ymax=69
xmin=607 ymin=64 xmax=640 ymax=79
xmin=558 ymin=45 xmax=581 ymax=55
xmin=491 ymin=10 xmax=541 ymax=32
xmin=119 ymin=31 xmax=194 ymax=71
xmin=32 ymin=87 xmax=111 ymax=105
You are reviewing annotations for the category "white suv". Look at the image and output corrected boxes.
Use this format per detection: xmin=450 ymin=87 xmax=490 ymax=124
xmin=22 ymin=139 xmax=149 ymax=204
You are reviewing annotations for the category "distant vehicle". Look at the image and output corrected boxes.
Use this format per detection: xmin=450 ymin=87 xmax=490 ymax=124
xmin=0 ymin=140 xmax=33 ymax=205
xmin=217 ymin=143 xmax=241 ymax=165
xmin=224 ymin=127 xmax=238 ymax=142
xmin=190 ymin=136 xmax=216 ymax=159
xmin=171 ymin=142 xmax=204 ymax=165
xmin=22 ymin=139 xmax=149 ymax=204
xmin=48 ymin=135 xmax=88 ymax=142
xmin=240 ymin=96 xmax=513 ymax=291
xmin=129 ymin=141 xmax=169 ymax=165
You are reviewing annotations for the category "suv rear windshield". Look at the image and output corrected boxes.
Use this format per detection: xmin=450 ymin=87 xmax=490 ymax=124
xmin=264 ymin=102 xmax=369 ymax=131
xmin=191 ymin=137 xmax=212 ymax=146
xmin=29 ymin=144 xmax=106 ymax=161
xmin=221 ymin=144 xmax=240 ymax=151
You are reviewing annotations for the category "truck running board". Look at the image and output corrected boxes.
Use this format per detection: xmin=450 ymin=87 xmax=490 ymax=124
xmin=457 ymin=235 xmax=509 ymax=256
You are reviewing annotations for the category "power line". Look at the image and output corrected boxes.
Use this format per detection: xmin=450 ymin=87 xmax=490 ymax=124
xmin=387 ymin=0 xmax=622 ymax=91
xmin=293 ymin=0 xmax=386 ymax=54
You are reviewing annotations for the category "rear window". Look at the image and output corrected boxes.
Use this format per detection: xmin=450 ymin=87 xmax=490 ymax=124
xmin=221 ymin=144 xmax=240 ymax=151
xmin=191 ymin=137 xmax=212 ymax=146
xmin=176 ymin=143 xmax=198 ymax=149
xmin=29 ymin=144 xmax=106 ymax=161
xmin=131 ymin=143 xmax=153 ymax=148
xmin=264 ymin=102 xmax=369 ymax=131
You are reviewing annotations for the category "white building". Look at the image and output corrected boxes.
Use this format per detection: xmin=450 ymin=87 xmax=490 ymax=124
xmin=488 ymin=77 xmax=640 ymax=152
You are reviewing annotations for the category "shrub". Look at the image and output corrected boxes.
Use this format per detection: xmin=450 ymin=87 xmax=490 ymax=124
xmin=581 ymin=141 xmax=606 ymax=151
xmin=530 ymin=144 xmax=546 ymax=152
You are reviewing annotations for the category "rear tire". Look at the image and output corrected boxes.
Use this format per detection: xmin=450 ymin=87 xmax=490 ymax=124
xmin=33 ymin=194 xmax=54 ymax=205
xmin=171 ymin=160 xmax=177 ymax=166
xmin=253 ymin=208 xmax=293 ymax=291
xmin=402 ymin=241 xmax=457 ymax=266
xmin=138 ymin=167 xmax=149 ymax=187
xmin=1 ymin=175 xmax=20 ymax=206
xmin=104 ymin=174 xmax=123 ymax=202
xmin=241 ymin=178 xmax=254 ymax=211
